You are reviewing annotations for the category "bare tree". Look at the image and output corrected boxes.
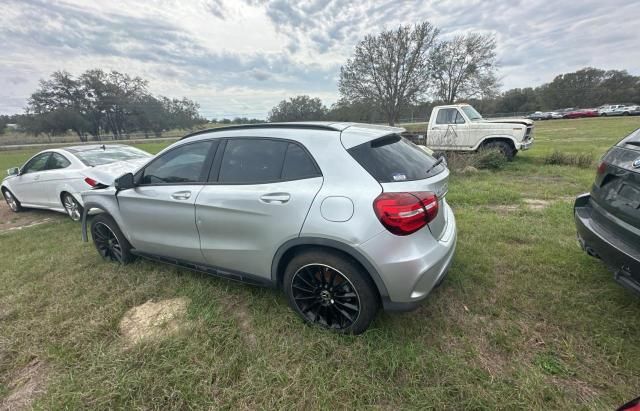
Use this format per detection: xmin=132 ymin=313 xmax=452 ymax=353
xmin=431 ymin=33 xmax=500 ymax=104
xmin=339 ymin=22 xmax=438 ymax=126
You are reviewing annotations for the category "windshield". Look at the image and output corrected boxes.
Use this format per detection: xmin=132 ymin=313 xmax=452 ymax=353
xmin=461 ymin=106 xmax=483 ymax=121
xmin=72 ymin=146 xmax=150 ymax=166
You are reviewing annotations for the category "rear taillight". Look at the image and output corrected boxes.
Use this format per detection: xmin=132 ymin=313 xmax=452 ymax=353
xmin=84 ymin=177 xmax=98 ymax=187
xmin=373 ymin=191 xmax=439 ymax=236
xmin=596 ymin=162 xmax=606 ymax=175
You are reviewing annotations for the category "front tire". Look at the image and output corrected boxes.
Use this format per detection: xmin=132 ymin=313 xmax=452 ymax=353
xmin=62 ymin=193 xmax=83 ymax=221
xmin=2 ymin=188 xmax=22 ymax=212
xmin=283 ymin=250 xmax=379 ymax=334
xmin=90 ymin=214 xmax=134 ymax=264
xmin=483 ymin=140 xmax=515 ymax=161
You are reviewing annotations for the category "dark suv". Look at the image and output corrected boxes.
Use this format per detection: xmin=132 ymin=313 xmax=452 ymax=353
xmin=574 ymin=128 xmax=640 ymax=294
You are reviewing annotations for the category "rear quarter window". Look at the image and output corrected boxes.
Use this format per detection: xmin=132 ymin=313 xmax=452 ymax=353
xmin=348 ymin=135 xmax=443 ymax=183
xmin=618 ymin=128 xmax=640 ymax=149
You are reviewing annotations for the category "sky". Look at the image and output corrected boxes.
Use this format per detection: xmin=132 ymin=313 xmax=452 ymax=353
xmin=1 ymin=0 xmax=639 ymax=118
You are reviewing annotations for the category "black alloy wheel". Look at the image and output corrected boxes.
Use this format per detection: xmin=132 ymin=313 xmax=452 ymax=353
xmin=290 ymin=263 xmax=361 ymax=330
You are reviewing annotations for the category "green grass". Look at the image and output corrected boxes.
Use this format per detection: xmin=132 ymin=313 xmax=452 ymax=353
xmin=1 ymin=117 xmax=640 ymax=409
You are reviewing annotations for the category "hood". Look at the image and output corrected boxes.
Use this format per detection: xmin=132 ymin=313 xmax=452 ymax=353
xmin=84 ymin=158 xmax=148 ymax=185
xmin=483 ymin=118 xmax=534 ymax=127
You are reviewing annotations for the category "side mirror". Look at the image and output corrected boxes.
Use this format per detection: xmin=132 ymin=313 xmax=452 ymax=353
xmin=114 ymin=172 xmax=135 ymax=191
xmin=7 ymin=167 xmax=19 ymax=176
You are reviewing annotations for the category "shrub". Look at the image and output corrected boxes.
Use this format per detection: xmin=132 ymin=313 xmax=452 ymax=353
xmin=543 ymin=150 xmax=593 ymax=168
xmin=443 ymin=149 xmax=506 ymax=172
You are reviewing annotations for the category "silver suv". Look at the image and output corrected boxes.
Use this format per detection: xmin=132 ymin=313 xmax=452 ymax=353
xmin=81 ymin=123 xmax=457 ymax=334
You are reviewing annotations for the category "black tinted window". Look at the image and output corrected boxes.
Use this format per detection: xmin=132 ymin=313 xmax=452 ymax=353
xmin=48 ymin=153 xmax=71 ymax=170
xmin=219 ymin=139 xmax=288 ymax=183
xmin=142 ymin=141 xmax=215 ymax=184
xmin=348 ymin=135 xmax=442 ymax=183
xmin=282 ymin=143 xmax=320 ymax=180
xmin=618 ymin=128 xmax=640 ymax=148
xmin=23 ymin=153 xmax=51 ymax=174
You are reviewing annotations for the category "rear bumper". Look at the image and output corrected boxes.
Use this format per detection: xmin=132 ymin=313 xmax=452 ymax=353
xmin=359 ymin=202 xmax=457 ymax=311
xmin=574 ymin=193 xmax=640 ymax=295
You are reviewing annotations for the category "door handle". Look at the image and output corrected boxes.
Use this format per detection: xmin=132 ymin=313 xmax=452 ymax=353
xmin=33 ymin=175 xmax=40 ymax=180
xmin=260 ymin=193 xmax=290 ymax=204
xmin=171 ymin=190 xmax=192 ymax=200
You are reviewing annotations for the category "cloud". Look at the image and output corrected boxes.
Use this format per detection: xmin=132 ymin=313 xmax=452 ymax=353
xmin=0 ymin=0 xmax=638 ymax=116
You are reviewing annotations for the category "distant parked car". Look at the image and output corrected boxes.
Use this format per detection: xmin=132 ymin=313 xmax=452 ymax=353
xmin=2 ymin=144 xmax=151 ymax=221
xmin=526 ymin=111 xmax=551 ymax=121
xmin=574 ymin=128 xmax=640 ymax=295
xmin=615 ymin=105 xmax=640 ymax=116
xmin=562 ymin=108 xmax=598 ymax=119
xmin=548 ymin=111 xmax=564 ymax=120
xmin=598 ymin=104 xmax=628 ymax=116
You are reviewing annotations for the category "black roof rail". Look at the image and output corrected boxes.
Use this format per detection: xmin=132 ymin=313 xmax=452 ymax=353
xmin=180 ymin=123 xmax=341 ymax=140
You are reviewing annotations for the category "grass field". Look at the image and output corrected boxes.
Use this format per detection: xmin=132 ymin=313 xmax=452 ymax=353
xmin=1 ymin=117 xmax=640 ymax=409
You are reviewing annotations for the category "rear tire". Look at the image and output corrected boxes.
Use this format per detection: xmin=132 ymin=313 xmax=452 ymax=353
xmin=2 ymin=188 xmax=22 ymax=212
xmin=62 ymin=192 xmax=83 ymax=221
xmin=90 ymin=214 xmax=134 ymax=265
xmin=283 ymin=250 xmax=379 ymax=334
xmin=482 ymin=140 xmax=515 ymax=161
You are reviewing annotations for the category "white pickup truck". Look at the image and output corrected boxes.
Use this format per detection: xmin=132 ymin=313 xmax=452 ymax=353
xmin=410 ymin=104 xmax=535 ymax=160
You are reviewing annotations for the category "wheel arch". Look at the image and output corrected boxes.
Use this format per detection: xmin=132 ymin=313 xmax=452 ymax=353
xmin=271 ymin=237 xmax=390 ymax=301
xmin=473 ymin=136 xmax=517 ymax=151
xmin=59 ymin=190 xmax=82 ymax=207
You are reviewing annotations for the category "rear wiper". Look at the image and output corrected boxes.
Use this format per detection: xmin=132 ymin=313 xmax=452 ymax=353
xmin=625 ymin=141 xmax=640 ymax=147
xmin=425 ymin=156 xmax=446 ymax=175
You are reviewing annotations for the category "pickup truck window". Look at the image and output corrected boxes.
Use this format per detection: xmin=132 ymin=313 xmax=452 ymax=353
xmin=436 ymin=108 xmax=465 ymax=125
xmin=348 ymin=134 xmax=443 ymax=183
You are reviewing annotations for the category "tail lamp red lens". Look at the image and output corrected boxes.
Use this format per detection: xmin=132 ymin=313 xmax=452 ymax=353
xmin=373 ymin=191 xmax=439 ymax=236
xmin=84 ymin=177 xmax=98 ymax=187
xmin=596 ymin=162 xmax=606 ymax=175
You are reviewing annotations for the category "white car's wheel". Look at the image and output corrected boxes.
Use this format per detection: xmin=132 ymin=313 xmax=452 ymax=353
xmin=62 ymin=193 xmax=83 ymax=221
xmin=2 ymin=189 xmax=22 ymax=212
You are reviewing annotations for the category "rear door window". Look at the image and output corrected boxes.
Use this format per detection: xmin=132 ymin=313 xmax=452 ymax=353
xmin=281 ymin=143 xmax=321 ymax=180
xmin=348 ymin=135 xmax=443 ymax=183
xmin=218 ymin=139 xmax=288 ymax=184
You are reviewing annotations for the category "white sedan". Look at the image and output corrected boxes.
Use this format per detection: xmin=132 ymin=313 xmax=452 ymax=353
xmin=1 ymin=144 xmax=151 ymax=221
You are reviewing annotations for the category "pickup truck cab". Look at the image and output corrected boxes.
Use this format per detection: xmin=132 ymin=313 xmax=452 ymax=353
xmin=424 ymin=104 xmax=534 ymax=160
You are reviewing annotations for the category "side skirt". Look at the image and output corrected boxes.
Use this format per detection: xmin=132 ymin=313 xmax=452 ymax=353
xmin=130 ymin=250 xmax=276 ymax=288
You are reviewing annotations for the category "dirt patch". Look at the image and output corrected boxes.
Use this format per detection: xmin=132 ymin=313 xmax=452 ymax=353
xmin=220 ymin=297 xmax=257 ymax=347
xmin=119 ymin=298 xmax=190 ymax=346
xmin=488 ymin=204 xmax=520 ymax=213
xmin=0 ymin=202 xmax=62 ymax=233
xmin=0 ymin=358 xmax=48 ymax=411
xmin=523 ymin=199 xmax=552 ymax=210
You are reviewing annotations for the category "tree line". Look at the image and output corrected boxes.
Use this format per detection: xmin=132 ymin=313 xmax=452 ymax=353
xmin=270 ymin=22 xmax=639 ymax=124
xmin=269 ymin=66 xmax=640 ymax=124
xmin=4 ymin=20 xmax=640 ymax=138
xmin=11 ymin=70 xmax=207 ymax=141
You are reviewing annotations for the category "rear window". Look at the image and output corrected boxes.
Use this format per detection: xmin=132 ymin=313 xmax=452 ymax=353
xmin=73 ymin=146 xmax=150 ymax=166
xmin=348 ymin=135 xmax=443 ymax=183
xmin=617 ymin=128 xmax=640 ymax=149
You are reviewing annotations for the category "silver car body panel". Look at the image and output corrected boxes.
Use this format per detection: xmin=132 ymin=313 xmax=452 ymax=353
xmin=81 ymin=123 xmax=458 ymax=310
